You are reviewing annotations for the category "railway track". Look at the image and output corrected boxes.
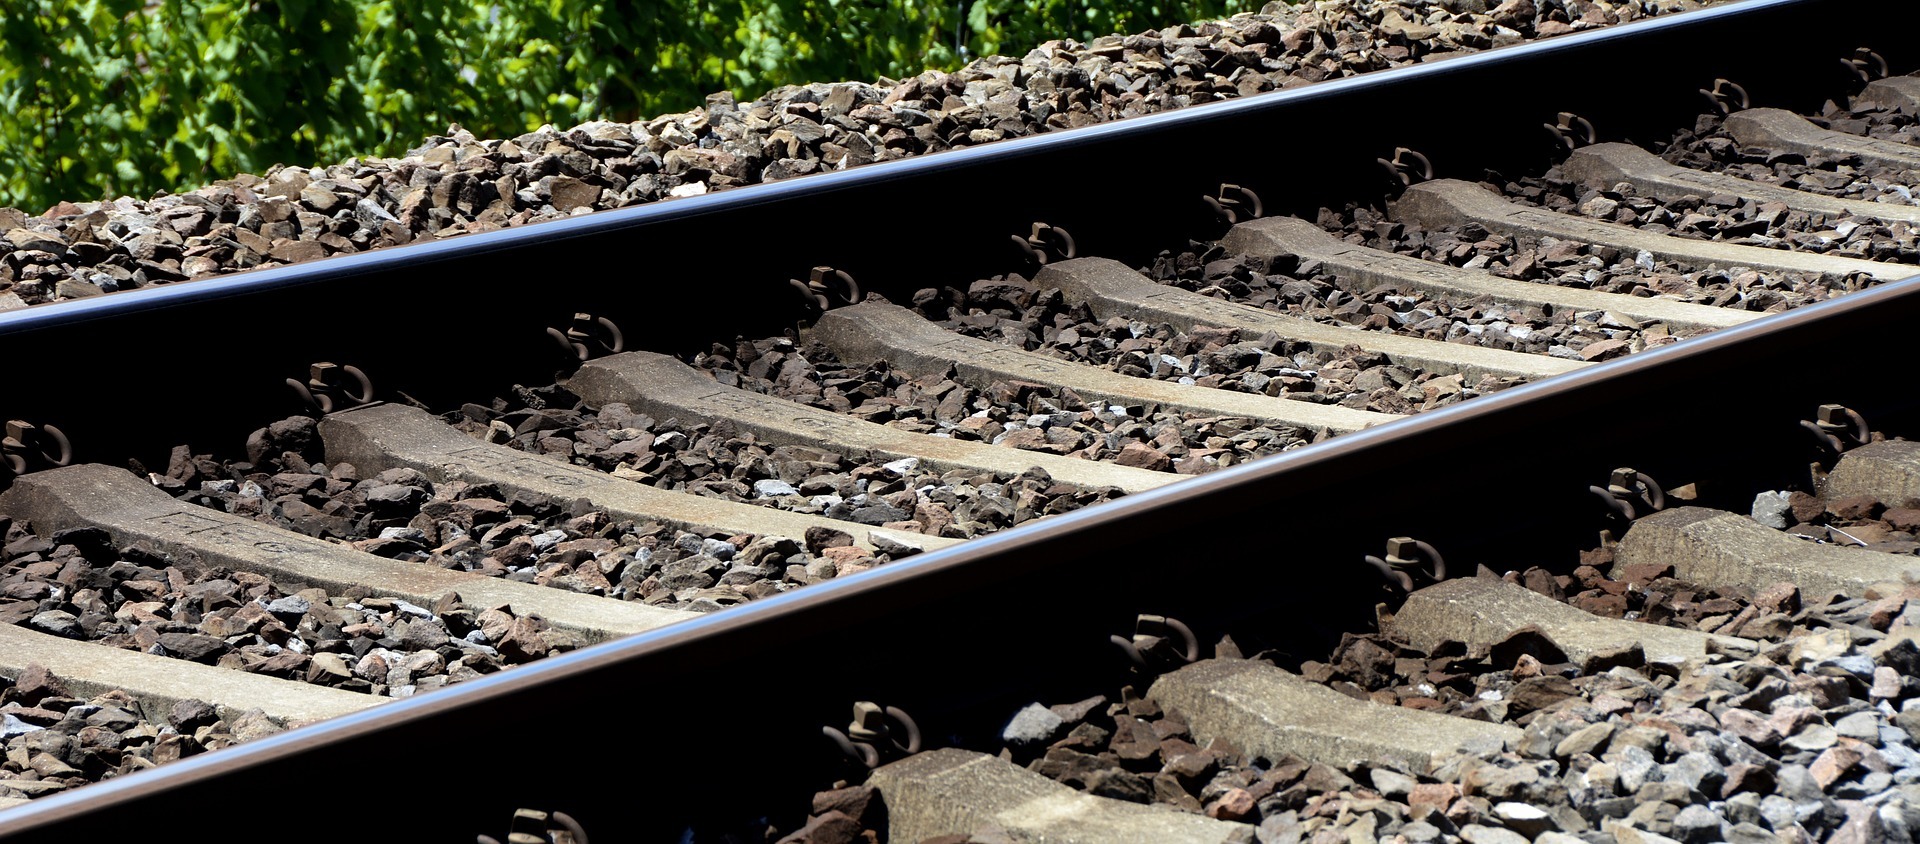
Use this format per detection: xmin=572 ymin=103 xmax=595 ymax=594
xmin=2 ymin=0 xmax=1920 ymax=840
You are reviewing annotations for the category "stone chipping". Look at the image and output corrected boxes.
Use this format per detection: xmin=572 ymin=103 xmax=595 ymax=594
xmin=1353 ymin=94 xmax=1920 ymax=327
xmin=467 ymin=388 xmax=1127 ymax=543
xmin=699 ymin=333 xmax=1318 ymax=480
xmin=0 ymin=515 xmax=534 ymax=701
xmin=916 ymin=271 xmax=1527 ymax=418
xmin=776 ymin=552 xmax=1920 ymax=843
xmin=0 ymin=664 xmax=280 ymax=802
xmin=170 ymin=409 xmax=911 ymax=614
xmin=0 ymin=0 xmax=1724 ymax=311
xmin=1667 ymin=104 xmax=1920 ymax=213
xmin=1331 ymin=201 xmax=1868 ymax=322
xmin=1153 ymin=236 xmax=1674 ymax=364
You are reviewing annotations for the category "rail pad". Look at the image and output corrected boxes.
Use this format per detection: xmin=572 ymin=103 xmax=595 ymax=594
xmin=1148 ymin=658 xmax=1521 ymax=774
xmin=0 ymin=622 xmax=376 ymax=726
xmin=1391 ymin=179 xmax=1902 ymax=280
xmin=566 ymin=351 xmax=1172 ymax=494
xmin=1724 ymin=108 xmax=1920 ymax=173
xmin=1387 ymin=577 xmax=1752 ymax=669
xmin=1826 ymin=439 xmax=1920 ymax=506
xmin=811 ymin=300 xmax=1391 ymax=435
xmin=1563 ymin=142 xmax=1920 ymax=227
xmin=867 ymin=748 xmax=1249 ymax=844
xmin=319 ymin=403 xmax=957 ymax=554
xmin=1221 ymin=216 xmax=1755 ymax=332
xmin=1614 ymin=506 xmax=1920 ymax=598
xmin=0 ymin=464 xmax=691 ymax=641
xmin=1034 ymin=257 xmax=1583 ymax=380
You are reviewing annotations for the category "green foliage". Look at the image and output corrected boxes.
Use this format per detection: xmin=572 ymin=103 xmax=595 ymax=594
xmin=0 ymin=0 xmax=1259 ymax=211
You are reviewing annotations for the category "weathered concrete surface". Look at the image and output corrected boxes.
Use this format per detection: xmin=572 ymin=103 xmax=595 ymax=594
xmin=0 ymin=623 xmax=376 ymax=726
xmin=1387 ymin=577 xmax=1752 ymax=668
xmin=1148 ymin=658 xmax=1521 ymax=774
xmin=1725 ymin=108 xmax=1920 ymax=173
xmin=567 ymin=351 xmax=1172 ymax=494
xmin=867 ymin=748 xmax=1250 ymax=844
xmin=1036 ymin=257 xmax=1583 ymax=380
xmin=1563 ymin=142 xmax=1920 ymax=227
xmin=1614 ymin=506 xmax=1920 ymax=598
xmin=320 ymin=403 xmax=956 ymax=555
xmin=1391 ymin=179 xmax=1902 ymax=280
xmin=812 ymin=300 xmax=1392 ymax=434
xmin=1826 ymin=439 xmax=1920 ymax=506
xmin=0 ymin=463 xmax=692 ymax=642
xmin=1858 ymin=76 xmax=1920 ymax=112
xmin=1223 ymin=215 xmax=1755 ymax=332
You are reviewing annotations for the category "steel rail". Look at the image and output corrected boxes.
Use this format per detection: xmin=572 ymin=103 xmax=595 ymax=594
xmin=2 ymin=0 xmax=1918 ymax=840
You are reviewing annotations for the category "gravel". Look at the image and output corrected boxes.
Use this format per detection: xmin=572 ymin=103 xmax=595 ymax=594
xmin=1155 ymin=236 xmax=1671 ymax=362
xmin=1748 ymin=457 xmax=1920 ymax=557
xmin=1669 ymin=104 xmax=1920 ymax=210
xmin=0 ymin=519 xmax=533 ymax=699
xmin=770 ymin=539 xmax=1920 ymax=843
xmin=460 ymin=384 xmax=1126 ymax=542
xmin=0 ymin=0 xmax=1724 ymax=311
xmin=1332 ymin=201 xmax=1868 ymax=318
xmin=173 ymin=411 xmax=903 ymax=613
xmin=1370 ymin=97 xmax=1920 ymax=323
xmin=917 ymin=271 xmax=1528 ymax=416
xmin=700 ymin=333 xmax=1316 ymax=478
xmin=1485 ymin=109 xmax=1920 ymax=270
xmin=0 ymin=664 xmax=283 ymax=802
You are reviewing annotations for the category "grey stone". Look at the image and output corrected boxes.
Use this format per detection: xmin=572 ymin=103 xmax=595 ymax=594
xmin=1835 ymin=711 xmax=1882 ymax=745
xmin=1370 ymin=767 xmax=1416 ymax=800
xmin=1785 ymin=724 xmax=1840 ymax=752
xmin=1669 ymin=805 xmax=1722 ymax=843
xmin=1722 ymin=793 xmax=1765 ymax=826
xmin=1608 ymin=744 xmax=1658 ymax=792
xmin=1666 ymin=751 xmax=1725 ymax=794
xmin=1492 ymin=802 xmax=1555 ymax=836
xmin=1556 ymin=721 xmax=1615 ymax=759
xmin=1896 ymin=710 xmax=1920 ymax=744
xmin=1459 ymin=824 xmax=1530 ymax=844
xmin=363 ymin=483 xmax=425 ymax=510
xmin=375 ymin=526 xmax=427 ymax=543
xmin=1751 ymin=491 xmax=1794 ymax=529
xmin=1002 ymin=703 xmax=1063 ymax=747
xmin=27 ymin=610 xmax=81 ymax=638
xmin=264 ymin=594 xmax=312 ymax=618
xmin=1759 ymin=795 xmax=1801 ymax=831
xmin=1398 ymin=821 xmax=1441 ymax=844
xmin=0 ymin=714 xmax=44 ymax=738
xmin=869 ymin=532 xmax=927 ymax=557
xmin=1776 ymin=765 xmax=1825 ymax=803
xmin=753 ymin=478 xmax=799 ymax=497
xmin=1722 ymin=822 xmax=1775 ymax=844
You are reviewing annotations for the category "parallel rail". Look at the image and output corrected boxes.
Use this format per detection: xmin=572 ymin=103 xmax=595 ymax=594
xmin=3 ymin=0 xmax=1920 ymax=839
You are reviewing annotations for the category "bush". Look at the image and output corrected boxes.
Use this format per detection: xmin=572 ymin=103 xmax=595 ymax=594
xmin=0 ymin=0 xmax=1260 ymax=211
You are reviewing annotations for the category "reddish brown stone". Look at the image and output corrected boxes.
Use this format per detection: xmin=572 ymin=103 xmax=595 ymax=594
xmin=1753 ymin=582 xmax=1801 ymax=615
xmin=1828 ymin=495 xmax=1882 ymax=521
xmin=1205 ymin=787 xmax=1256 ymax=821
xmin=1408 ymin=782 xmax=1460 ymax=815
